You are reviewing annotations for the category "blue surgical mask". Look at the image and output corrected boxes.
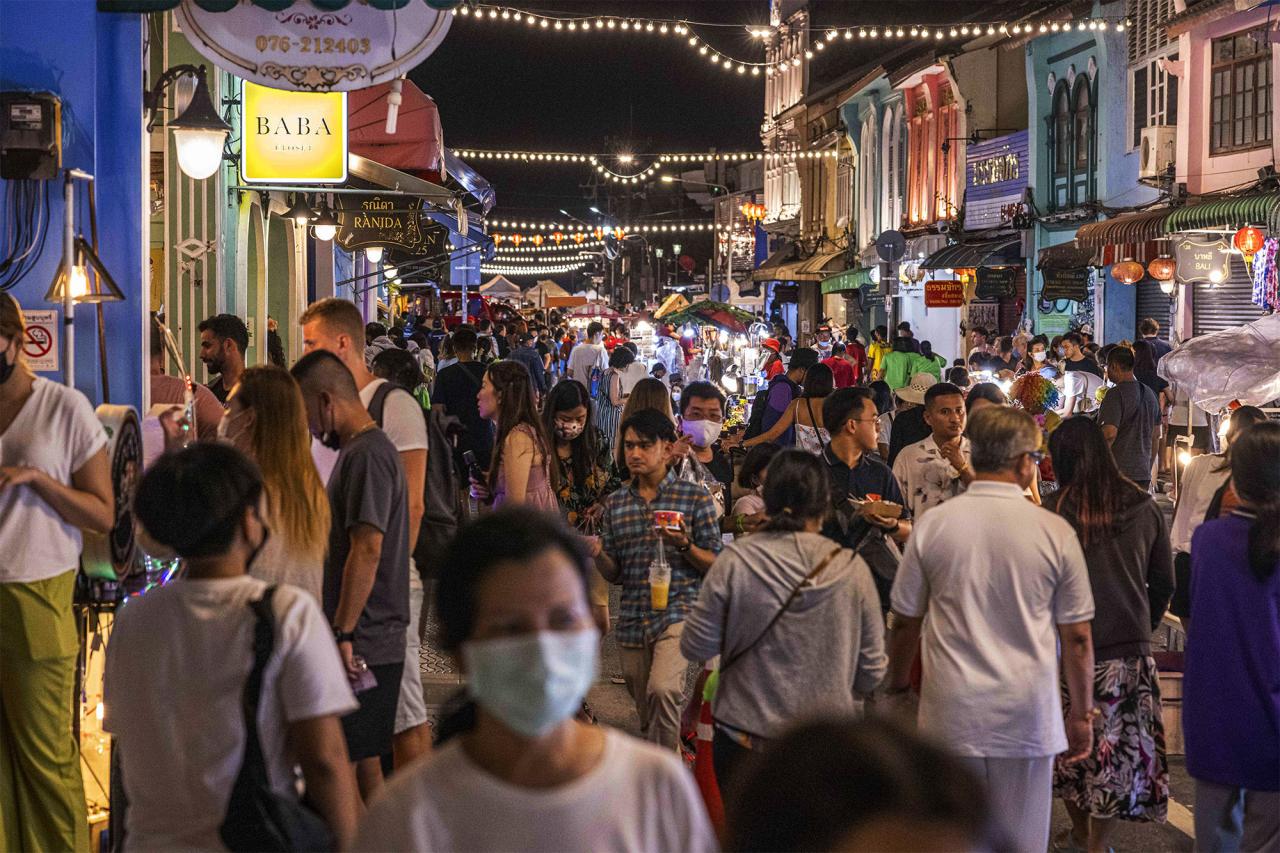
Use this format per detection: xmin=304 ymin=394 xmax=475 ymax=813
xmin=462 ymin=628 xmax=599 ymax=738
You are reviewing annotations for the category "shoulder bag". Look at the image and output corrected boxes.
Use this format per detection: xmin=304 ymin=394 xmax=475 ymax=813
xmin=219 ymin=587 xmax=334 ymax=852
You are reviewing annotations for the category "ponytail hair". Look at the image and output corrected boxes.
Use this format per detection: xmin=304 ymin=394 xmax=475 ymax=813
xmin=762 ymin=449 xmax=830 ymax=533
xmin=1229 ymin=421 xmax=1280 ymax=581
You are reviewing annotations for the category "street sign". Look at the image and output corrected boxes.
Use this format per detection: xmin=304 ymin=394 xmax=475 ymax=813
xmin=975 ymin=266 xmax=1019 ymax=299
xmin=924 ymin=279 xmax=965 ymax=308
xmin=22 ymin=309 xmax=57 ymax=372
xmin=1173 ymin=237 xmax=1231 ymax=285
xmin=875 ymin=230 xmax=906 ymax=263
xmin=335 ymin=193 xmax=446 ymax=256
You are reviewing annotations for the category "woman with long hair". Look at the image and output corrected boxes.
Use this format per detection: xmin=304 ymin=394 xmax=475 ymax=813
xmin=736 ymin=363 xmax=835 ymax=454
xmin=542 ymin=380 xmax=620 ymax=633
xmin=222 ymin=365 xmax=331 ymax=601
xmin=614 ymin=377 xmax=676 ymax=473
xmin=681 ymin=449 xmax=886 ymax=791
xmin=1168 ymin=405 xmax=1268 ymax=630
xmin=353 ymin=508 xmax=716 ymax=851
xmin=917 ymin=340 xmax=946 ymax=378
xmin=1184 ymin=421 xmax=1280 ymax=851
xmin=475 ymin=360 xmax=557 ymax=510
xmin=1046 ymin=417 xmax=1174 ymax=853
xmin=593 ymin=346 xmax=630 ymax=461
xmin=869 ymin=380 xmax=895 ymax=459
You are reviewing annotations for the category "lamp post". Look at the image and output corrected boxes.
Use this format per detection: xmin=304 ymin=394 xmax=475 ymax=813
xmin=144 ymin=65 xmax=232 ymax=180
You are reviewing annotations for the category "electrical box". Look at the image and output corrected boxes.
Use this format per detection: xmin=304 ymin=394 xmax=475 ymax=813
xmin=0 ymin=91 xmax=62 ymax=180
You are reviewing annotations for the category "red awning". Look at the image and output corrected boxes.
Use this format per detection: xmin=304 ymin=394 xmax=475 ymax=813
xmin=347 ymin=80 xmax=444 ymax=184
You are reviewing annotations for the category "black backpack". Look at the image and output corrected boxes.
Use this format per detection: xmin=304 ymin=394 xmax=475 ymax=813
xmin=744 ymin=374 xmax=799 ymax=440
xmin=368 ymin=383 xmax=464 ymax=579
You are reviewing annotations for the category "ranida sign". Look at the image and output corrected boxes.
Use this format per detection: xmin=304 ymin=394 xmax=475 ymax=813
xmin=335 ymin=193 xmax=446 ymax=257
xmin=241 ymin=82 xmax=347 ymax=184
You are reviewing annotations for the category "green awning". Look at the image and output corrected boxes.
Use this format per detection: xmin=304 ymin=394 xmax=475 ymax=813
xmin=100 ymin=0 xmax=457 ymax=11
xmin=1164 ymin=192 xmax=1280 ymax=234
xmin=821 ymin=267 xmax=876 ymax=295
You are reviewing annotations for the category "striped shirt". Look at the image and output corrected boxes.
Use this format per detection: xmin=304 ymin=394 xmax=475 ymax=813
xmin=601 ymin=469 xmax=722 ymax=648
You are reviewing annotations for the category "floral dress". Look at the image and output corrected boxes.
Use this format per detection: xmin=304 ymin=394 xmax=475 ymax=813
xmin=554 ymin=427 xmax=621 ymax=531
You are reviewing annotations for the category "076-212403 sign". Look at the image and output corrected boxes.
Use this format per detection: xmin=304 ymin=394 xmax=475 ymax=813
xmin=254 ymin=35 xmax=371 ymax=56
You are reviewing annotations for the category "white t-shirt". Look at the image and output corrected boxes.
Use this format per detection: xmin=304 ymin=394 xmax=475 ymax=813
xmin=1061 ymin=370 xmax=1103 ymax=414
xmin=312 ymin=378 xmax=428 ymax=485
xmin=104 ymin=577 xmax=357 ymax=851
xmin=353 ymin=728 xmax=717 ymax=853
xmin=890 ymin=481 xmax=1094 ymax=758
xmin=567 ymin=341 xmax=608 ymax=388
xmin=0 ymin=377 xmax=107 ymax=582
xmin=619 ymin=361 xmax=649 ymax=396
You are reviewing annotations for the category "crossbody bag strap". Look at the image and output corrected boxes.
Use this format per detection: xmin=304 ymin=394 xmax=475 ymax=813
xmin=720 ymin=543 xmax=843 ymax=675
xmin=236 ymin=586 xmax=278 ymax=791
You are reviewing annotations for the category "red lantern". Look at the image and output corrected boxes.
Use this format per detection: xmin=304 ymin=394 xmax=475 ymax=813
xmin=493 ymin=233 xmax=503 ymax=246
xmin=1147 ymin=256 xmax=1176 ymax=281
xmin=1111 ymin=259 xmax=1145 ymax=285
xmin=552 ymin=231 xmax=564 ymax=245
xmin=1234 ymin=226 xmax=1264 ymax=257
xmin=574 ymin=233 xmax=585 ymax=244
xmin=511 ymin=233 xmax=523 ymax=246
xmin=593 ymin=227 xmax=604 ymax=240
xmin=532 ymin=234 xmax=544 ymax=246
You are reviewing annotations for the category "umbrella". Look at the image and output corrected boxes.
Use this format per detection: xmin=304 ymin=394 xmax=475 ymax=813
xmin=1158 ymin=312 xmax=1280 ymax=410
xmin=663 ymin=300 xmax=755 ymax=334
xmin=653 ymin=292 xmax=690 ymax=319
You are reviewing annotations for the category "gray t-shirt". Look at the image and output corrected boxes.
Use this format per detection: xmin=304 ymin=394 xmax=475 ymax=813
xmin=1097 ymin=379 xmax=1160 ymax=482
xmin=324 ymin=427 xmax=409 ymax=666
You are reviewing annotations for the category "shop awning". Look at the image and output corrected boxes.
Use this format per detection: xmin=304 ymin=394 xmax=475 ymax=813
xmin=1036 ymin=243 xmax=1098 ymax=270
xmin=1075 ymin=208 xmax=1172 ymax=247
xmin=821 ymin=267 xmax=877 ymax=295
xmin=348 ymin=153 xmax=454 ymax=206
xmin=796 ymin=247 xmax=847 ymax=279
xmin=99 ymin=0 xmax=456 ymax=11
xmin=920 ymin=237 xmax=1022 ymax=270
xmin=349 ymin=80 xmax=444 ymax=183
xmin=751 ymin=242 xmax=798 ymax=281
xmin=1164 ymin=192 xmax=1280 ymax=234
xmin=443 ymin=150 xmax=496 ymax=216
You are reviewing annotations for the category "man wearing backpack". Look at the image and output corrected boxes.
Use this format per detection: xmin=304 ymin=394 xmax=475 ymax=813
xmin=568 ymin=321 xmax=609 ymax=391
xmin=300 ymin=298 xmax=432 ymax=770
xmin=744 ymin=348 xmax=819 ymax=446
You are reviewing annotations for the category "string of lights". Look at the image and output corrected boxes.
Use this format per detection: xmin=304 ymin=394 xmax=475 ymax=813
xmin=452 ymin=148 xmax=827 ymax=164
xmin=489 ymin=219 xmax=719 ymax=234
xmin=451 ymin=4 xmax=1128 ymax=77
xmin=590 ymin=157 xmax=664 ymax=183
xmin=486 ymin=252 xmax=593 ymax=263
xmin=480 ymin=260 xmax=588 ymax=276
xmin=493 ymin=237 xmax=606 ymax=254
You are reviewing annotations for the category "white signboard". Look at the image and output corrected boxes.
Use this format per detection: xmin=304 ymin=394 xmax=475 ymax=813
xmin=176 ymin=0 xmax=453 ymax=92
xmin=22 ymin=309 xmax=58 ymax=372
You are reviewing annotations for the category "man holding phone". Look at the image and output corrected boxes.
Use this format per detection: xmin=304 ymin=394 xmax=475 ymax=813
xmin=595 ymin=410 xmax=722 ymax=749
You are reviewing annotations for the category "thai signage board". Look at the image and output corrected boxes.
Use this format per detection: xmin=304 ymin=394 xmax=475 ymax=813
xmin=975 ymin=266 xmax=1019 ymax=299
xmin=1173 ymin=237 xmax=1232 ymax=284
xmin=176 ymin=0 xmax=453 ymax=92
xmin=1041 ymin=267 xmax=1090 ymax=302
xmin=241 ymin=83 xmax=347 ymax=184
xmin=924 ymin=279 xmax=965 ymax=307
xmin=335 ymin=193 xmax=445 ymax=256
xmin=963 ymin=131 xmax=1029 ymax=231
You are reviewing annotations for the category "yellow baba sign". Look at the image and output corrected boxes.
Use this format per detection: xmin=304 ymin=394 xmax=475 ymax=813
xmin=241 ymin=82 xmax=347 ymax=184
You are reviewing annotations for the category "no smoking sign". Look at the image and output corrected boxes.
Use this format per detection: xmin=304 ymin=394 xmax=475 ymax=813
xmin=22 ymin=309 xmax=58 ymax=372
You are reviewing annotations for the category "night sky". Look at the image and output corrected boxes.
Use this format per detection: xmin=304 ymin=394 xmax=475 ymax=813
xmin=412 ymin=1 xmax=1016 ymax=225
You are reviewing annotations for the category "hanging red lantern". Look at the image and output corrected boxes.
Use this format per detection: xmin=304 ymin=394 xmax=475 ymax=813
xmin=1147 ymin=256 xmax=1176 ymax=281
xmin=493 ymin=233 xmax=504 ymax=246
xmin=1111 ymin=259 xmax=1145 ymax=285
xmin=511 ymin=233 xmax=523 ymax=245
xmin=1233 ymin=225 xmax=1265 ymax=257
xmin=574 ymin=233 xmax=585 ymax=244
xmin=552 ymin=231 xmax=564 ymax=245
xmin=532 ymin=234 xmax=544 ymax=246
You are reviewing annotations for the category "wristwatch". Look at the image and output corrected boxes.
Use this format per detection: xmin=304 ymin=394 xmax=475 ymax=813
xmin=332 ymin=627 xmax=355 ymax=644
xmin=677 ymin=542 xmax=692 ymax=553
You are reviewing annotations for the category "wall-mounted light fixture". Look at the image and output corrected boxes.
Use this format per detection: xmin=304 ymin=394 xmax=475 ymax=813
xmin=145 ymin=65 xmax=233 ymax=180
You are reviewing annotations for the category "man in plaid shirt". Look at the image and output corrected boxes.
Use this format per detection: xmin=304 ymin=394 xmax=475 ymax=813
xmin=595 ymin=409 xmax=722 ymax=749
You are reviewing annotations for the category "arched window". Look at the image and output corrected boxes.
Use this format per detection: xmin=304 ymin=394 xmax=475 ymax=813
xmin=1053 ymin=82 xmax=1071 ymax=175
xmin=1072 ymin=77 xmax=1093 ymax=171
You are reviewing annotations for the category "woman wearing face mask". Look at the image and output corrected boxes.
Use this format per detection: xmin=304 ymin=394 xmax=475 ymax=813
xmin=593 ymin=346 xmax=630 ymax=462
xmin=0 ymin=293 xmax=113 ymax=852
xmin=112 ymin=444 xmax=361 ymax=850
xmin=218 ymin=366 xmax=331 ymax=601
xmin=542 ymin=380 xmax=620 ymax=634
xmin=473 ymin=360 xmax=558 ymax=510
xmin=1020 ymin=335 xmax=1053 ymax=376
xmin=353 ymin=508 xmax=717 ymax=852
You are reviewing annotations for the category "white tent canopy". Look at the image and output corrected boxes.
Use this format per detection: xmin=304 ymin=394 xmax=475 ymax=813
xmin=479 ymin=275 xmax=522 ymax=297
xmin=525 ymin=280 xmax=570 ymax=303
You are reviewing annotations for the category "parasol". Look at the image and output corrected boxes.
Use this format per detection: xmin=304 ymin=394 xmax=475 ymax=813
xmin=1158 ymin=312 xmax=1280 ymax=410
xmin=653 ymin=292 xmax=691 ymax=319
xmin=662 ymin=299 xmax=755 ymax=334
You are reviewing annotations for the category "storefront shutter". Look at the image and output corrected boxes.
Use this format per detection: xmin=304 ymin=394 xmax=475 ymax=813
xmin=1135 ymin=278 xmax=1174 ymax=340
xmin=1191 ymin=256 xmax=1266 ymax=335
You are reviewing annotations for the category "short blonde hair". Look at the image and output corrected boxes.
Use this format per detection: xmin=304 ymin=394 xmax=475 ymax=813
xmin=0 ymin=292 xmax=25 ymax=345
xmin=299 ymin=297 xmax=363 ymax=342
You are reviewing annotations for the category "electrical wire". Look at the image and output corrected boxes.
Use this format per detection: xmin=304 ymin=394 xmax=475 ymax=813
xmin=0 ymin=179 xmax=51 ymax=292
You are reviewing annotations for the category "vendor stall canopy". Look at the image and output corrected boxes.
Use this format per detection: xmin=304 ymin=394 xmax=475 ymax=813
xmin=99 ymin=0 xmax=458 ymax=11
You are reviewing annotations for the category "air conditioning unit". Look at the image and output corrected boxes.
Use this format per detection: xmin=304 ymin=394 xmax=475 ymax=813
xmin=1139 ymin=125 xmax=1176 ymax=179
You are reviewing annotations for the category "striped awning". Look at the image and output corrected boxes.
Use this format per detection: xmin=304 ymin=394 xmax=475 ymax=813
xmin=797 ymin=247 xmax=847 ymax=278
xmin=920 ymin=237 xmax=1021 ymax=270
xmin=1164 ymin=192 xmax=1280 ymax=234
xmin=99 ymin=0 xmax=456 ymax=11
xmin=1075 ymin=208 xmax=1171 ymax=247
xmin=821 ymin=267 xmax=877 ymax=295
xmin=1036 ymin=243 xmax=1098 ymax=270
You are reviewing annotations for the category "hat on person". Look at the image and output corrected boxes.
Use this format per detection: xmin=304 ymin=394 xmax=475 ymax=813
xmin=788 ymin=347 xmax=820 ymax=372
xmin=762 ymin=337 xmax=782 ymax=354
xmin=896 ymin=372 xmax=938 ymax=405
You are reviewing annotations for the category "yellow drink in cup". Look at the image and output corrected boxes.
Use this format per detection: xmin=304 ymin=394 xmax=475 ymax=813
xmin=649 ymin=558 xmax=671 ymax=611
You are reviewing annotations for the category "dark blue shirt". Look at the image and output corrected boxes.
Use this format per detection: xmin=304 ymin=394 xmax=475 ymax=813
xmin=819 ymin=445 xmax=911 ymax=548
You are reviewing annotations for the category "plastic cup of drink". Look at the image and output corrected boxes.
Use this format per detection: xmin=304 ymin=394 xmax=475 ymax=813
xmin=649 ymin=560 xmax=671 ymax=610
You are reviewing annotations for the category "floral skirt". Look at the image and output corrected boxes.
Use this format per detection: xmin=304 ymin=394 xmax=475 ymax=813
xmin=1053 ymin=654 xmax=1169 ymax=822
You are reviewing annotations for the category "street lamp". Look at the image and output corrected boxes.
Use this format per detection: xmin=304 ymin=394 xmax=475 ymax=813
xmin=144 ymin=65 xmax=233 ymax=180
xmin=661 ymin=175 xmax=730 ymax=195
xmin=310 ymin=198 xmax=339 ymax=242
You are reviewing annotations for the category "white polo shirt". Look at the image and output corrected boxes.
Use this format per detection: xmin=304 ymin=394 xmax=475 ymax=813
xmin=890 ymin=481 xmax=1094 ymax=758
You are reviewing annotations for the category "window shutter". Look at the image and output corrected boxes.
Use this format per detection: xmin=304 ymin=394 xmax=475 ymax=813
xmin=1167 ymin=68 xmax=1178 ymax=125
xmin=1133 ymin=64 xmax=1148 ymax=147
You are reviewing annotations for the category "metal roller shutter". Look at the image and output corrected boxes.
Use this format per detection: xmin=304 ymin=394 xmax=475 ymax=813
xmin=1192 ymin=256 xmax=1266 ymax=336
xmin=1136 ymin=278 xmax=1174 ymax=340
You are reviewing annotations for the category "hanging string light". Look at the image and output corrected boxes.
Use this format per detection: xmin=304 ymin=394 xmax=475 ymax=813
xmin=480 ymin=260 xmax=589 ymax=276
xmin=494 ymin=237 xmax=606 ymax=253
xmin=589 ymin=157 xmax=664 ymax=183
xmin=486 ymin=252 xmax=595 ymax=264
xmin=489 ymin=219 xmax=720 ymax=234
xmin=454 ymin=148 xmax=775 ymax=165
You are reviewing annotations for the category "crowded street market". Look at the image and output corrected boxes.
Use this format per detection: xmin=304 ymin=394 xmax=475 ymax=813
xmin=1 ymin=0 xmax=1278 ymax=850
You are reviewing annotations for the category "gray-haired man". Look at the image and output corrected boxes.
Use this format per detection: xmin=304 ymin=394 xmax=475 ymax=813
xmin=884 ymin=406 xmax=1096 ymax=852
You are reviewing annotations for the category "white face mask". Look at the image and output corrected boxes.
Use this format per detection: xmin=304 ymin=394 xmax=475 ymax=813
xmin=462 ymin=629 xmax=599 ymax=738
xmin=680 ymin=418 xmax=722 ymax=448
xmin=1032 ymin=351 xmax=1047 ymax=362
